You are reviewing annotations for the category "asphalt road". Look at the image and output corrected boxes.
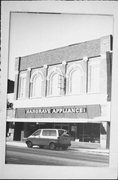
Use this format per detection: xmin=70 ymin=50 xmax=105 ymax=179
xmin=5 ymin=145 xmax=109 ymax=166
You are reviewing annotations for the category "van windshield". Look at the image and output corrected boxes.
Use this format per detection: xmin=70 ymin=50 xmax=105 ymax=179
xmin=32 ymin=129 xmax=41 ymax=136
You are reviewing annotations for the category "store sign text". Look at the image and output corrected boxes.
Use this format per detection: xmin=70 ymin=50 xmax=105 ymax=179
xmin=26 ymin=107 xmax=87 ymax=114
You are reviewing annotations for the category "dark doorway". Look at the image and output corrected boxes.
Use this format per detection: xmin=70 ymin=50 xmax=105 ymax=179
xmin=14 ymin=122 xmax=23 ymax=141
xmin=78 ymin=123 xmax=100 ymax=143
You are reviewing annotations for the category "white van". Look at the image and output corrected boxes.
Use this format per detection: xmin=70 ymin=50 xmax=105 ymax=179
xmin=25 ymin=129 xmax=71 ymax=150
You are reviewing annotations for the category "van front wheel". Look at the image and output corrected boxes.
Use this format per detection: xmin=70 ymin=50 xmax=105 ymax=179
xmin=49 ymin=142 xmax=56 ymax=150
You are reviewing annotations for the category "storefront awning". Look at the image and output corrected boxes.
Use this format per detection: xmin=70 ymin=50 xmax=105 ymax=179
xmin=7 ymin=117 xmax=110 ymax=123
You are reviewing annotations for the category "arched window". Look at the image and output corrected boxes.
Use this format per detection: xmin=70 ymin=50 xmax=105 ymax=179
xmin=67 ymin=64 xmax=84 ymax=95
xmin=30 ymin=71 xmax=43 ymax=98
xmin=51 ymin=73 xmax=59 ymax=96
xmin=71 ymin=69 xmax=82 ymax=94
xmin=18 ymin=71 xmax=27 ymax=99
xmin=47 ymin=68 xmax=64 ymax=96
xmin=88 ymin=58 xmax=101 ymax=93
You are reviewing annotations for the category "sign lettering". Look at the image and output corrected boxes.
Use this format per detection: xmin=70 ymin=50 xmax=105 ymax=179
xmin=26 ymin=107 xmax=87 ymax=114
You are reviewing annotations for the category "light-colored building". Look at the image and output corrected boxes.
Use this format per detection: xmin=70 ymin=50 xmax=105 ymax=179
xmin=12 ymin=35 xmax=112 ymax=149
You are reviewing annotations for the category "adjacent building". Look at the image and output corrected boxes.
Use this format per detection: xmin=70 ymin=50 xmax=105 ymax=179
xmin=13 ymin=35 xmax=112 ymax=149
xmin=6 ymin=80 xmax=14 ymax=138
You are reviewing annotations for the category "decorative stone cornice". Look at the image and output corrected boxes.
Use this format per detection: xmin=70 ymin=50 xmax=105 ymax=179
xmin=101 ymin=54 xmax=106 ymax=59
xmin=27 ymin=67 xmax=31 ymax=71
xmin=83 ymin=56 xmax=88 ymax=61
xmin=62 ymin=61 xmax=66 ymax=65
xmin=43 ymin=64 xmax=48 ymax=69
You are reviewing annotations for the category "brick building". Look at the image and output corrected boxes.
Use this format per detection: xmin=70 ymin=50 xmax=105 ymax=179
xmin=13 ymin=35 xmax=112 ymax=149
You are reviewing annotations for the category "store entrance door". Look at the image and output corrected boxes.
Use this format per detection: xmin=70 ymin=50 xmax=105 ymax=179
xmin=13 ymin=122 xmax=23 ymax=141
xmin=78 ymin=123 xmax=100 ymax=143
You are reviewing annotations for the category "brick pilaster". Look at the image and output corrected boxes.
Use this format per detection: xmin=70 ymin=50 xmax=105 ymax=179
xmin=43 ymin=64 xmax=48 ymax=97
xmin=26 ymin=68 xmax=31 ymax=98
xmin=61 ymin=61 xmax=67 ymax=95
xmin=14 ymin=57 xmax=20 ymax=100
xmin=106 ymin=51 xmax=112 ymax=101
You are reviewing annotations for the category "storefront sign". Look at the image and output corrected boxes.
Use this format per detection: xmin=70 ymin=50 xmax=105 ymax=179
xmin=26 ymin=107 xmax=87 ymax=114
xmin=16 ymin=105 xmax=101 ymax=119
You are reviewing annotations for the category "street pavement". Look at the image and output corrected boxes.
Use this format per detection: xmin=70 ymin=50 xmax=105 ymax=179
xmin=6 ymin=140 xmax=109 ymax=155
xmin=6 ymin=143 xmax=109 ymax=166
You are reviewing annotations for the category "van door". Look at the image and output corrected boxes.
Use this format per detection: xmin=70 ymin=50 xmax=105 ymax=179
xmin=30 ymin=129 xmax=41 ymax=145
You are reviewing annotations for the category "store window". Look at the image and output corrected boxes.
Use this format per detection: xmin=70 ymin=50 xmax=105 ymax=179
xmin=67 ymin=64 xmax=84 ymax=95
xmin=88 ymin=57 xmax=101 ymax=93
xmin=78 ymin=123 xmax=100 ymax=143
xmin=30 ymin=70 xmax=43 ymax=98
xmin=18 ymin=71 xmax=27 ymax=99
xmin=47 ymin=68 xmax=64 ymax=96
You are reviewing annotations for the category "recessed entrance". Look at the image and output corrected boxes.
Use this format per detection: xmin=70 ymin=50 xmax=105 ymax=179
xmin=77 ymin=123 xmax=100 ymax=143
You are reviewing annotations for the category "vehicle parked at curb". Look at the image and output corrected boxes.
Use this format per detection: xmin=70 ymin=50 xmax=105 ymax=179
xmin=25 ymin=129 xmax=71 ymax=150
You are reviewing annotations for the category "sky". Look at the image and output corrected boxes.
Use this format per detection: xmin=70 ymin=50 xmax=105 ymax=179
xmin=8 ymin=13 xmax=113 ymax=81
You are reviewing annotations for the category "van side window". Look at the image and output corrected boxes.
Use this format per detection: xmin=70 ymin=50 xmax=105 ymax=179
xmin=42 ymin=130 xmax=56 ymax=136
xmin=33 ymin=130 xmax=41 ymax=136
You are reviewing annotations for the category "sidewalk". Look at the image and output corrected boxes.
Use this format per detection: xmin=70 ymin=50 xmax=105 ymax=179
xmin=70 ymin=141 xmax=109 ymax=155
xmin=6 ymin=140 xmax=109 ymax=155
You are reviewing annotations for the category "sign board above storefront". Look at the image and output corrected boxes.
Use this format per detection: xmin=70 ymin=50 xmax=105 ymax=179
xmin=15 ymin=105 xmax=101 ymax=119
xmin=26 ymin=107 xmax=87 ymax=114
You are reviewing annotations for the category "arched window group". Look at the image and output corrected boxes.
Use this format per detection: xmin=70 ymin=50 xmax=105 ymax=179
xmin=18 ymin=61 xmax=89 ymax=99
xmin=18 ymin=58 xmax=101 ymax=98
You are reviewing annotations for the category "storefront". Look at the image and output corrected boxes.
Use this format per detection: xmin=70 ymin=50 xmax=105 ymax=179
xmin=13 ymin=103 xmax=110 ymax=148
xmin=12 ymin=35 xmax=112 ymax=149
xmin=12 ymin=121 xmax=110 ymax=149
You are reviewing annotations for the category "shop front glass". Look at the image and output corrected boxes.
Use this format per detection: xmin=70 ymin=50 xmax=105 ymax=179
xmin=77 ymin=123 xmax=100 ymax=143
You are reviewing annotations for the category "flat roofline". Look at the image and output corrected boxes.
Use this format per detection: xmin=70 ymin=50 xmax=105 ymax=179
xmin=16 ymin=34 xmax=112 ymax=59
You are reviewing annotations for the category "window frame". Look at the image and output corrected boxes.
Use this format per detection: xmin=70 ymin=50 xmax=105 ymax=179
xmin=18 ymin=71 xmax=27 ymax=99
xmin=66 ymin=62 xmax=85 ymax=95
xmin=42 ymin=129 xmax=57 ymax=137
xmin=30 ymin=69 xmax=44 ymax=98
xmin=88 ymin=57 xmax=101 ymax=94
xmin=47 ymin=67 xmax=64 ymax=97
xmin=32 ymin=129 xmax=41 ymax=136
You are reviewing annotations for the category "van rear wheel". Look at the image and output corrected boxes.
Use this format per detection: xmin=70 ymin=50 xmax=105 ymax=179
xmin=49 ymin=142 xmax=56 ymax=150
xmin=26 ymin=141 xmax=33 ymax=148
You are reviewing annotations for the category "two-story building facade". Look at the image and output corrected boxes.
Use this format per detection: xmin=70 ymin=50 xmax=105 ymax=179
xmin=13 ymin=35 xmax=112 ymax=149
